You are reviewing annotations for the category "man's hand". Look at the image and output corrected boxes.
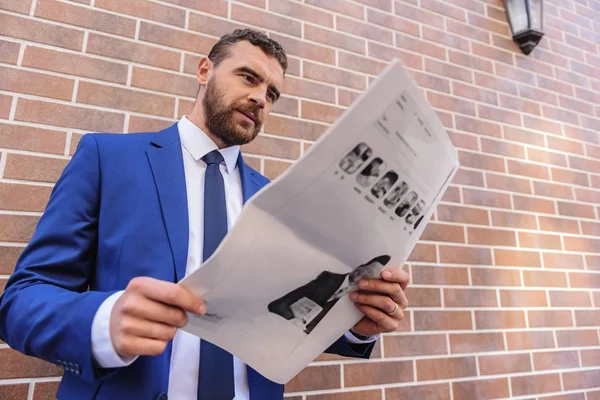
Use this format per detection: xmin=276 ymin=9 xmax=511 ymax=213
xmin=110 ymin=277 xmax=206 ymax=358
xmin=349 ymin=268 xmax=409 ymax=337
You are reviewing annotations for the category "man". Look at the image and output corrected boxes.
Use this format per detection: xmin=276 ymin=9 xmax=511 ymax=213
xmin=0 ymin=29 xmax=409 ymax=400
xmin=268 ymin=256 xmax=391 ymax=335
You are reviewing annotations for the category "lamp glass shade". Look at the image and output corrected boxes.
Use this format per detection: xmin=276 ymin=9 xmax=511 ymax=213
xmin=505 ymin=0 xmax=529 ymax=35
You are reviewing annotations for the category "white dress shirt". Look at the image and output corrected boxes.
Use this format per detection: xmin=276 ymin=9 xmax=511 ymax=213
xmin=90 ymin=117 xmax=375 ymax=399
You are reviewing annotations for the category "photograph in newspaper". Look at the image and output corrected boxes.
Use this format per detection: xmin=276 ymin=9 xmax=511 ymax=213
xmin=179 ymin=59 xmax=460 ymax=383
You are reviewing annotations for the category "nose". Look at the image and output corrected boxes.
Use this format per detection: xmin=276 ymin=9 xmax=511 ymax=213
xmin=248 ymin=87 xmax=267 ymax=109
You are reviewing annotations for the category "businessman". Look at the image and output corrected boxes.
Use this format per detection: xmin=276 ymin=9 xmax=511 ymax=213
xmin=0 ymin=29 xmax=409 ymax=400
xmin=268 ymin=256 xmax=392 ymax=335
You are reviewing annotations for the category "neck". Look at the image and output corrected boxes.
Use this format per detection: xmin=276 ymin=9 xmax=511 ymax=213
xmin=187 ymin=101 xmax=228 ymax=150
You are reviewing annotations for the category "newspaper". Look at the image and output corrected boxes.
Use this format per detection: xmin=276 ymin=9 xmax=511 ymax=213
xmin=179 ymin=59 xmax=460 ymax=383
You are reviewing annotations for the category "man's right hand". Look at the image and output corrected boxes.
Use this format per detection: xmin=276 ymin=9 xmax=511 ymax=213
xmin=110 ymin=277 xmax=206 ymax=358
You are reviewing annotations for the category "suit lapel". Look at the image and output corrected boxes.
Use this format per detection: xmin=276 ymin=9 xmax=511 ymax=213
xmin=146 ymin=124 xmax=189 ymax=282
xmin=237 ymin=153 xmax=265 ymax=204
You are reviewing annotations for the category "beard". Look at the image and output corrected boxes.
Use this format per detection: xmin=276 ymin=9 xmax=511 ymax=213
xmin=202 ymin=78 xmax=263 ymax=147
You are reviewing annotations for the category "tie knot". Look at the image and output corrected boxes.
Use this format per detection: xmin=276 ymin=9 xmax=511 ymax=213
xmin=203 ymin=150 xmax=224 ymax=166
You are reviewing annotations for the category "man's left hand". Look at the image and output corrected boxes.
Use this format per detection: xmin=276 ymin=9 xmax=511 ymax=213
xmin=349 ymin=268 xmax=409 ymax=337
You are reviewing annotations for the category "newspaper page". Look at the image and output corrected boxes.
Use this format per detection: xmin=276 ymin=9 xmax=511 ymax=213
xmin=179 ymin=59 xmax=460 ymax=383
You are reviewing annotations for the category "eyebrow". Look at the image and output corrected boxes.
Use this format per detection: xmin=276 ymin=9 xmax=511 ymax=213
xmin=234 ymin=66 xmax=281 ymax=101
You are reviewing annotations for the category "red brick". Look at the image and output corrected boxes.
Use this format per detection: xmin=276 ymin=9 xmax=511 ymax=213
xmin=463 ymin=188 xmax=511 ymax=209
xmin=453 ymin=169 xmax=484 ymax=187
xmin=550 ymin=290 xmax=591 ymax=307
xmin=428 ymin=92 xmax=476 ymax=116
xmin=471 ymin=268 xmax=521 ymax=286
xmin=519 ymin=232 xmax=562 ymax=250
xmin=452 ymin=82 xmax=497 ymax=105
xmin=423 ymin=26 xmax=470 ymax=52
xmin=425 ymin=59 xmax=472 ymax=83
xmin=570 ymin=272 xmax=600 ymax=288
xmin=127 ymin=117 xmax=174 ymax=133
xmin=506 ymin=330 xmax=555 ymax=350
xmin=305 ymin=0 xmax=364 ymax=20
xmin=283 ymin=76 xmax=335 ymax=103
xmin=475 ymin=310 xmax=526 ymax=330
xmin=500 ymin=94 xmax=541 ymax=116
xmin=90 ymin=34 xmax=180 ymax=70
xmin=414 ymin=311 xmax=472 ymax=331
xmin=479 ymin=353 xmax=531 ymax=375
xmin=552 ymin=168 xmax=589 ymax=188
xmin=500 ymin=290 xmax=548 ymax=308
xmin=35 ymin=0 xmax=135 ymax=37
xmin=564 ymin=125 xmax=599 ymax=145
xmin=0 ymin=0 xmax=32 ymax=13
xmin=452 ymin=378 xmax=509 ymax=399
xmin=405 ymin=287 xmax=441 ymax=307
xmin=558 ymin=202 xmax=596 ymax=219
xmin=588 ymin=255 xmax=600 ymax=270
xmin=408 ymin=243 xmax=437 ymax=263
xmin=132 ymin=67 xmax=197 ymax=98
xmin=449 ymin=51 xmax=492 ymax=76
xmin=447 ymin=131 xmax=478 ymax=151
xmin=0 ymin=245 xmax=23 ymax=275
xmin=421 ymin=223 xmax=465 ymax=243
xmin=32 ymin=381 xmax=60 ymax=400
xmin=440 ymin=245 xmax=492 ymax=265
xmin=270 ymin=0 xmax=333 ymax=28
xmin=458 ymin=151 xmax=504 ymax=172
xmin=486 ymin=173 xmax=532 ymax=194
xmin=437 ymin=204 xmax=489 ymax=225
xmin=491 ymin=211 xmax=536 ymax=230
xmin=508 ymin=160 xmax=550 ymax=180
xmin=77 ymin=81 xmax=175 ymax=118
xmin=271 ymin=33 xmax=335 ymax=65
xmin=369 ymin=42 xmax=423 ymax=69
xmin=345 ymin=361 xmax=413 ymax=387
xmin=563 ymin=370 xmax=600 ymax=391
xmin=582 ymin=349 xmax=600 ymax=367
xmin=412 ymin=265 xmax=469 ymax=286
xmin=528 ymin=310 xmax=573 ymax=328
xmin=304 ymin=62 xmax=365 ymax=91
xmin=2 ymin=66 xmax=75 ymax=101
xmin=511 ymin=373 xmax=561 ymax=396
xmin=449 ymin=333 xmax=504 ymax=354
xmin=539 ymin=217 xmax=579 ymax=235
xmin=411 ymin=71 xmax=451 ymax=94
xmin=234 ymin=4 xmax=302 ymax=37
xmin=3 ymin=153 xmax=68 ymax=184
xmin=513 ymin=195 xmax=556 ymax=215
xmin=386 ymin=383 xmax=450 ymax=400
xmin=441 ymin=186 xmax=461 ymax=203
xmin=286 ymin=365 xmax=340 ymax=392
xmin=358 ymin=11 xmax=414 ymax=43
xmin=504 ymin=127 xmax=545 ymax=148
xmin=421 ymin=0 xmax=466 ymax=21
xmin=417 ymin=357 xmax=476 ymax=381
xmin=0 ymin=383 xmax=28 ymax=399
xmin=557 ymin=329 xmax=600 ymax=348
xmin=0 ymin=94 xmax=12 ymax=118
xmin=523 ymin=115 xmax=562 ymax=136
xmin=139 ymin=22 xmax=215 ymax=54
xmin=494 ymin=249 xmax=541 ymax=267
xmin=575 ymin=310 xmax=600 ymax=327
xmin=468 ymin=227 xmax=516 ymax=247
xmin=0 ymin=122 xmax=66 ymax=154
xmin=582 ymin=221 xmax=600 ymax=236
xmin=337 ymin=88 xmax=360 ymax=107
xmin=445 ymin=288 xmax=498 ymax=308
xmin=518 ymin=84 xmax=558 ymax=107
xmin=396 ymin=33 xmax=446 ymax=60
xmin=0 ymin=348 xmax=62 ymax=379
xmin=95 ymin=0 xmax=185 ymax=27
xmin=455 ymin=116 xmax=501 ymax=137
xmin=0 ymin=12 xmax=83 ymax=51
xmin=307 ymin=391 xmax=381 ymax=400
xmin=0 ymin=39 xmax=20 ymax=64
xmin=534 ymin=181 xmax=574 ymax=200
xmin=264 ymin=115 xmax=326 ymax=141
xmin=241 ymin=135 xmax=300 ymax=160
xmin=0 ymin=182 xmax=53 ymax=213
xmin=478 ymin=104 xmax=521 ymax=126
xmin=384 ymin=334 xmax=448 ymax=357
xmin=570 ymin=156 xmax=600 ymax=174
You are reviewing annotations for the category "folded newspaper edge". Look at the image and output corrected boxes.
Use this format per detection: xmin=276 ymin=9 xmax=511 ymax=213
xmin=179 ymin=59 xmax=460 ymax=383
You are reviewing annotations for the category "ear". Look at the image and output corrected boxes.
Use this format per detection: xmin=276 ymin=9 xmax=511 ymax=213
xmin=197 ymin=57 xmax=212 ymax=86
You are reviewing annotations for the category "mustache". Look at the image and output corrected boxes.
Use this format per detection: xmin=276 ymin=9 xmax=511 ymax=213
xmin=234 ymin=103 xmax=262 ymax=123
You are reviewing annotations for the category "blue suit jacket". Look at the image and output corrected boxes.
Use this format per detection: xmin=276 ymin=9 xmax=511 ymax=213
xmin=0 ymin=124 xmax=373 ymax=400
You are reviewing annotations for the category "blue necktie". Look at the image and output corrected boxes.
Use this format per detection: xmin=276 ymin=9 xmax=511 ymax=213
xmin=197 ymin=150 xmax=235 ymax=400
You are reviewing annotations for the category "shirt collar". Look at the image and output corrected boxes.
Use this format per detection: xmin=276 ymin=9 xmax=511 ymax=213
xmin=177 ymin=116 xmax=240 ymax=174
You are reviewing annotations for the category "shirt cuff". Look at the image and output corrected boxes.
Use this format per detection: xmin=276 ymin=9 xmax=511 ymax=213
xmin=345 ymin=330 xmax=380 ymax=344
xmin=91 ymin=290 xmax=138 ymax=368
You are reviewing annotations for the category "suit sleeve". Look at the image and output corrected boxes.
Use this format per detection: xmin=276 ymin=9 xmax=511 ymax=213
xmin=0 ymin=134 xmax=118 ymax=383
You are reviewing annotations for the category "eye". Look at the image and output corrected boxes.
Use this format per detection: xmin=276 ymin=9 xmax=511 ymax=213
xmin=267 ymin=91 xmax=277 ymax=103
xmin=242 ymin=74 xmax=255 ymax=83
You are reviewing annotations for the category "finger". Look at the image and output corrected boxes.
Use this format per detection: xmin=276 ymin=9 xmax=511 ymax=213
xmin=355 ymin=304 xmax=402 ymax=332
xmin=381 ymin=268 xmax=410 ymax=290
xmin=120 ymin=295 xmax=189 ymax=327
xmin=357 ymin=279 xmax=408 ymax=309
xmin=115 ymin=336 xmax=169 ymax=358
xmin=127 ymin=277 xmax=205 ymax=315
xmin=350 ymin=292 xmax=399 ymax=316
xmin=118 ymin=316 xmax=178 ymax=341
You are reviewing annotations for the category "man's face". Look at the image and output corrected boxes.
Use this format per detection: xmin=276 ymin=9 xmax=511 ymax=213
xmin=202 ymin=41 xmax=284 ymax=147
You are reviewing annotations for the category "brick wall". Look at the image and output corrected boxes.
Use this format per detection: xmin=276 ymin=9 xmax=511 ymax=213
xmin=0 ymin=0 xmax=599 ymax=398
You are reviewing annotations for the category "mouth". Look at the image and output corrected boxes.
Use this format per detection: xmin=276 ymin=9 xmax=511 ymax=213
xmin=237 ymin=109 xmax=257 ymax=125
